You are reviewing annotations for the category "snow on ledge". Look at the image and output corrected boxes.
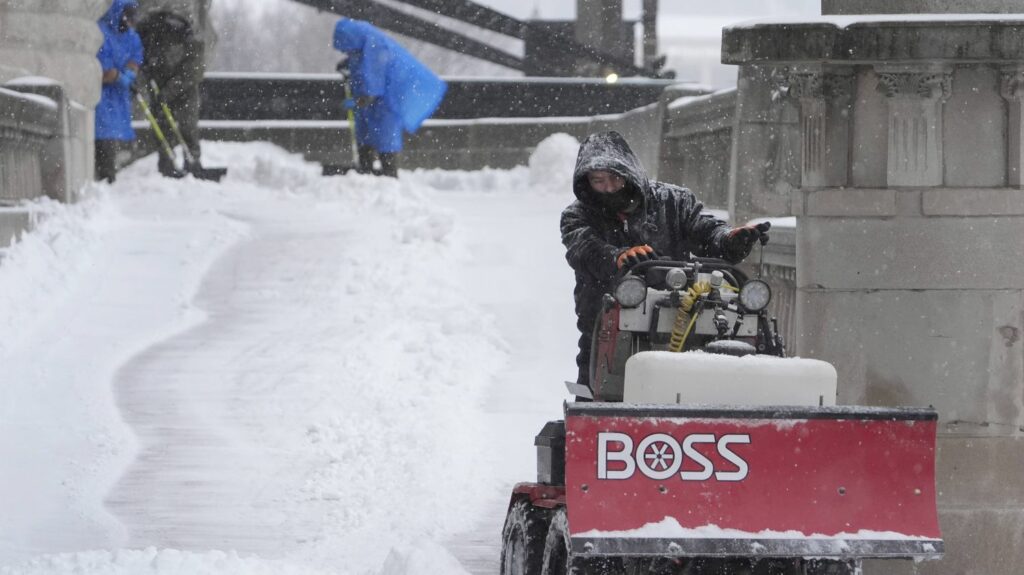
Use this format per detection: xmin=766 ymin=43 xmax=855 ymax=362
xmin=727 ymin=13 xmax=1024 ymax=31
xmin=0 ymin=87 xmax=57 ymax=110
xmin=6 ymin=76 xmax=62 ymax=87
xmin=669 ymin=88 xmax=736 ymax=111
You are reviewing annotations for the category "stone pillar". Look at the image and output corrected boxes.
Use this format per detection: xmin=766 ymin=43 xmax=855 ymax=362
xmin=723 ymin=12 xmax=1024 ymax=575
xmin=641 ymin=0 xmax=658 ymax=72
xmin=575 ymin=0 xmax=623 ymax=75
xmin=0 ymin=0 xmax=107 ymax=191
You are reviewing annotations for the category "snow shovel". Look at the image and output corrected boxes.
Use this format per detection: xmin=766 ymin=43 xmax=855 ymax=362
xmin=135 ymin=91 xmax=186 ymax=179
xmin=322 ymin=60 xmax=362 ymax=176
xmin=147 ymin=81 xmax=227 ymax=182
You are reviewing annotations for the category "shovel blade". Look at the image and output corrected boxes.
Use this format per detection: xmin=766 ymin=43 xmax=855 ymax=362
xmin=190 ymin=166 xmax=227 ymax=182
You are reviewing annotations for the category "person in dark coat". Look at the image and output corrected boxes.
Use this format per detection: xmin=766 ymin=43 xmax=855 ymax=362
xmin=561 ymin=131 xmax=771 ymax=387
xmin=332 ymin=18 xmax=447 ymax=178
xmin=94 ymin=0 xmax=144 ymax=183
xmin=136 ymin=9 xmax=206 ymax=177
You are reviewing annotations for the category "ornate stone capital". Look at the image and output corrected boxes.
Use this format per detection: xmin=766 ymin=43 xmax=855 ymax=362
xmin=1000 ymin=67 xmax=1024 ymax=101
xmin=875 ymin=70 xmax=952 ymax=101
xmin=772 ymin=67 xmax=853 ymax=101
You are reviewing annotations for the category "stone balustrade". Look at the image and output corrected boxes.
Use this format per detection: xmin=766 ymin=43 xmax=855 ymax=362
xmin=658 ymin=87 xmax=736 ymax=211
xmin=0 ymin=1 xmax=107 ymax=247
xmin=0 ymin=86 xmax=56 ymax=201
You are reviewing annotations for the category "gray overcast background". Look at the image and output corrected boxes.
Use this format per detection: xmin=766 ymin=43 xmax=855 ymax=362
xmin=470 ymin=0 xmax=819 ymax=21
xmin=210 ymin=0 xmax=822 ymax=87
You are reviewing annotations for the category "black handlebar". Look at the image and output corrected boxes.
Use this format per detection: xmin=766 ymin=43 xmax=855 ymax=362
xmin=618 ymin=257 xmax=750 ymax=286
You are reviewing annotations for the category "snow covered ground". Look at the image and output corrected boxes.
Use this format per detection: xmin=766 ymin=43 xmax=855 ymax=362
xmin=0 ymin=139 xmax=578 ymax=574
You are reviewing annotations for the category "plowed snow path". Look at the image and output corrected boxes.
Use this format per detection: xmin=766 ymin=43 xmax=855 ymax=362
xmin=0 ymin=141 xmax=581 ymax=574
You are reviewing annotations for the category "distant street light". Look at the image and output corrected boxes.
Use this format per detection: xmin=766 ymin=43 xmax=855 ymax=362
xmin=606 ymin=73 xmax=619 ymax=83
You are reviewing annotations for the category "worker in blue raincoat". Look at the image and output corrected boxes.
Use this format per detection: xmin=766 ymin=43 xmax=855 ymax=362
xmin=95 ymin=0 xmax=144 ymax=183
xmin=333 ymin=18 xmax=447 ymax=178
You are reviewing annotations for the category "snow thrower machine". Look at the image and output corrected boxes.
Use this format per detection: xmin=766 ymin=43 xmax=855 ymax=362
xmin=501 ymin=257 xmax=943 ymax=575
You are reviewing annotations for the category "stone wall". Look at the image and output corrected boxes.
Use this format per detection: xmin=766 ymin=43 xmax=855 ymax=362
xmin=659 ymin=88 xmax=737 ymax=212
xmin=0 ymin=1 xmax=107 ymax=112
xmin=169 ymin=101 xmax=670 ymax=177
xmin=724 ymin=15 xmax=1024 ymax=575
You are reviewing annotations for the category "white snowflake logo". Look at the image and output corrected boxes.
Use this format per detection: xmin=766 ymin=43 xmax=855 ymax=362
xmin=641 ymin=440 xmax=675 ymax=471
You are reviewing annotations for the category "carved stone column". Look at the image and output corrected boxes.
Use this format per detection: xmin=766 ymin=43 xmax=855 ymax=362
xmin=0 ymin=1 xmax=108 ymax=195
xmin=780 ymin=66 xmax=854 ymax=189
xmin=1000 ymin=66 xmax=1024 ymax=188
xmin=876 ymin=66 xmax=953 ymax=187
xmin=0 ymin=1 xmax=107 ymax=108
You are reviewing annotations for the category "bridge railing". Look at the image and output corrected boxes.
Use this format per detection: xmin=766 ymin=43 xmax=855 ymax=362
xmin=664 ymin=88 xmax=797 ymax=353
xmin=658 ymin=88 xmax=736 ymax=212
xmin=137 ymin=74 xmax=702 ymax=173
xmin=0 ymin=80 xmax=91 ymax=249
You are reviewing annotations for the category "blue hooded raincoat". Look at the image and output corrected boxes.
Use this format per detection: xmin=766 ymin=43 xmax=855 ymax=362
xmin=95 ymin=0 xmax=143 ymax=141
xmin=333 ymin=19 xmax=447 ymax=153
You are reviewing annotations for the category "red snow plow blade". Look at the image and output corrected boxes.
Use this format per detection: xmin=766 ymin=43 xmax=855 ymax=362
xmin=565 ymin=403 xmax=943 ymax=560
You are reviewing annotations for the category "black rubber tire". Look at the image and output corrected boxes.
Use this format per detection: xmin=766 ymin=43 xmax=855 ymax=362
xmin=803 ymin=559 xmax=858 ymax=575
xmin=540 ymin=507 xmax=623 ymax=575
xmin=501 ymin=499 xmax=553 ymax=575
xmin=540 ymin=508 xmax=571 ymax=575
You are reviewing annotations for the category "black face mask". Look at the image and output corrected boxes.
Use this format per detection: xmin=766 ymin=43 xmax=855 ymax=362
xmin=595 ymin=186 xmax=639 ymax=214
xmin=119 ymin=8 xmax=136 ymax=32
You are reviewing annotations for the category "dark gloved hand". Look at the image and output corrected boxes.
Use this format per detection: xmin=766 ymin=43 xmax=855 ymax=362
xmin=343 ymin=96 xmax=376 ymax=110
xmin=117 ymin=69 xmax=137 ymax=92
xmin=724 ymin=221 xmax=771 ymax=261
xmin=616 ymin=245 xmax=658 ymax=269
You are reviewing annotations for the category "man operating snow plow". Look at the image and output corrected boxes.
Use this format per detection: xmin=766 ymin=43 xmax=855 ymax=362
xmin=500 ymin=256 xmax=944 ymax=575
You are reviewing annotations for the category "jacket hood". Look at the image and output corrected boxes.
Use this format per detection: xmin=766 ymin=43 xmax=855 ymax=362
xmin=100 ymin=0 xmax=139 ymax=29
xmin=333 ymin=18 xmax=373 ymax=52
xmin=572 ymin=131 xmax=650 ymax=206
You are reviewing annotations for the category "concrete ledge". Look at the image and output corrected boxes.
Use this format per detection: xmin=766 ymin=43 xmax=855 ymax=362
xmin=802 ymin=188 xmax=898 ymax=216
xmin=823 ymin=0 xmax=1024 ymax=14
xmin=723 ymin=18 xmax=1024 ymax=65
xmin=923 ymin=188 xmax=1024 ymax=216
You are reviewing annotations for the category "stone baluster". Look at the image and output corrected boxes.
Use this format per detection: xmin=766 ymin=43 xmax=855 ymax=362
xmin=875 ymin=66 xmax=952 ymax=187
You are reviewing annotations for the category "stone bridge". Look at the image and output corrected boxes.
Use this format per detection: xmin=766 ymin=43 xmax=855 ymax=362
xmin=1 ymin=1 xmax=1022 ymax=573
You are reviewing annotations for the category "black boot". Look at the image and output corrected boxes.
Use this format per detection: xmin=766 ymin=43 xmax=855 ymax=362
xmin=379 ymin=152 xmax=399 ymax=178
xmin=357 ymin=145 xmax=376 ymax=174
xmin=158 ymin=150 xmax=182 ymax=178
xmin=95 ymin=140 xmax=118 ymax=183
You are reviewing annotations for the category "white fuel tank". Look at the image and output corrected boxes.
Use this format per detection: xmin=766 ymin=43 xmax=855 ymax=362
xmin=623 ymin=351 xmax=838 ymax=407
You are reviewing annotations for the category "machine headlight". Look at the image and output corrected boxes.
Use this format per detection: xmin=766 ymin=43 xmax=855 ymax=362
xmin=665 ymin=268 xmax=689 ymax=290
xmin=739 ymin=279 xmax=771 ymax=312
xmin=614 ymin=276 xmax=647 ymax=308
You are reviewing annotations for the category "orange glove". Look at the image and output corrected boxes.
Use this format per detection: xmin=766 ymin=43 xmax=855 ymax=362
xmin=616 ymin=245 xmax=657 ymax=269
